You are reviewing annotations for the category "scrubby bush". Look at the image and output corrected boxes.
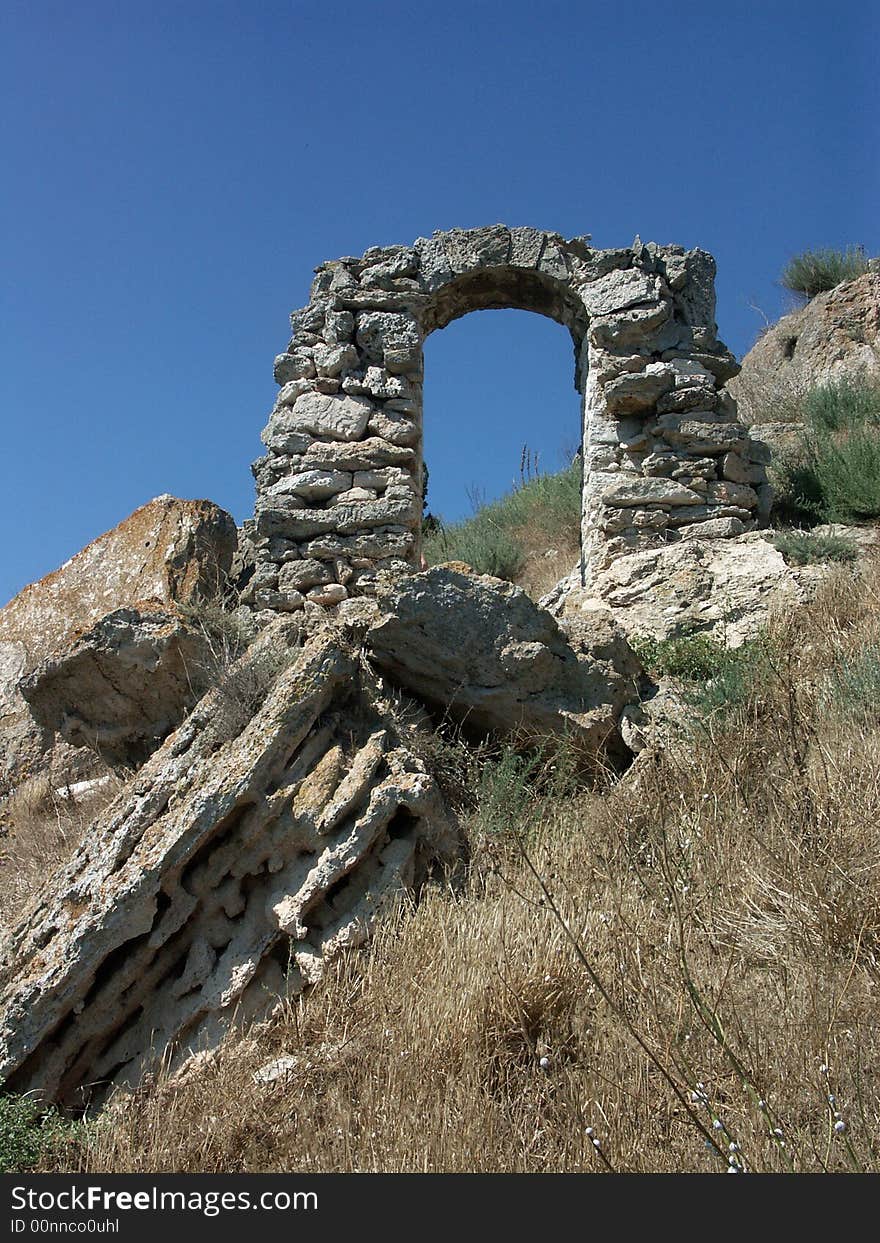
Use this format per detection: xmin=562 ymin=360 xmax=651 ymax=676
xmin=0 ymin=1089 xmax=76 ymax=1172
xmin=826 ymin=643 xmax=880 ymax=724
xmin=773 ymin=530 xmax=858 ymax=565
xmin=423 ymin=460 xmax=581 ymax=583
xmin=781 ymin=247 xmax=869 ymax=299
xmin=773 ymin=379 xmax=880 ymax=524
xmin=632 ymin=632 xmax=774 ymax=720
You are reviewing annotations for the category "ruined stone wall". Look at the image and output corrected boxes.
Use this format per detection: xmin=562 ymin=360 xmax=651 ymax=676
xmin=248 ymin=226 xmax=770 ymax=609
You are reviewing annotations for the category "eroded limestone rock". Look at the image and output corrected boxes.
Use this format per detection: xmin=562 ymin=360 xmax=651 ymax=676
xmin=0 ymin=621 xmax=460 ymax=1110
xmin=542 ymin=533 xmax=826 ymax=646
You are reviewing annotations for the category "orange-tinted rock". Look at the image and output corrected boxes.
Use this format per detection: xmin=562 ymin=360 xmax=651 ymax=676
xmin=0 ymin=496 xmax=236 ymax=793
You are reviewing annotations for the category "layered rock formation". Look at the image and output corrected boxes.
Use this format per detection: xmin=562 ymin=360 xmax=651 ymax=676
xmin=250 ymin=225 xmax=768 ymax=606
xmin=0 ymin=497 xmax=237 ymax=794
xmin=0 ymin=567 xmax=644 ymax=1109
xmin=0 ymin=622 xmax=461 ymax=1109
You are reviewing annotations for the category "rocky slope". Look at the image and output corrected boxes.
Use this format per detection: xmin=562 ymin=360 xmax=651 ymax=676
xmin=731 ymin=271 xmax=880 ymax=454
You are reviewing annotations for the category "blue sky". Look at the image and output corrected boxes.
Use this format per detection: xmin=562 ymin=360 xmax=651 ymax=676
xmin=2 ymin=0 xmax=877 ymax=606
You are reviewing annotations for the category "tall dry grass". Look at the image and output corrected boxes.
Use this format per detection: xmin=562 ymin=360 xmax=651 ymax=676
xmin=41 ymin=559 xmax=880 ymax=1173
xmin=0 ymin=769 xmax=124 ymax=932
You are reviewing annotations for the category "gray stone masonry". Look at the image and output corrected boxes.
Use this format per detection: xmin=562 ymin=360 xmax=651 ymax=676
xmin=249 ymin=225 xmax=768 ymax=608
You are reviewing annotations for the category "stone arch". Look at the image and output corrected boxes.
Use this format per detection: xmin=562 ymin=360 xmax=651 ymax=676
xmin=249 ymin=226 xmax=770 ymax=610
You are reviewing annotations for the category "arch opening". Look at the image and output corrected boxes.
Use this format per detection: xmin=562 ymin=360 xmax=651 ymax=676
xmin=422 ymin=307 xmax=583 ymax=596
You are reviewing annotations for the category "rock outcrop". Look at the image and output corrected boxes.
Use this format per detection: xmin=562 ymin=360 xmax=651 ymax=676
xmin=731 ymin=272 xmax=880 ymax=455
xmin=19 ymin=607 xmax=214 ymax=770
xmin=542 ymin=533 xmax=825 ymax=647
xmin=0 ymin=563 xmax=653 ymax=1109
xmin=366 ymin=566 xmax=641 ymax=767
xmin=0 ymin=620 xmax=461 ymax=1110
xmin=0 ymin=497 xmax=237 ymax=795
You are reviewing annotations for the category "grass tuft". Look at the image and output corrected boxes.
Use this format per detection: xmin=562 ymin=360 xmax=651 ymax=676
xmin=780 ymin=247 xmax=869 ymax=300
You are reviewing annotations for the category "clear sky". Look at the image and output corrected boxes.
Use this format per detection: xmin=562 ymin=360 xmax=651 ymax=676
xmin=2 ymin=0 xmax=877 ymax=606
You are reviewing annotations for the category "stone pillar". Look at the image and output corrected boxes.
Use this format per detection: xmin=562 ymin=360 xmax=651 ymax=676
xmin=578 ymin=243 xmax=771 ymax=576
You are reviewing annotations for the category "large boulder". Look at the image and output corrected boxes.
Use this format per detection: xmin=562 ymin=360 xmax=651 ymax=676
xmin=543 ymin=533 xmax=825 ymax=647
xmin=0 ymin=496 xmax=237 ymax=795
xmin=730 ymin=272 xmax=880 ymax=456
xmin=19 ymin=607 xmax=214 ymax=770
xmin=0 ymin=621 xmax=460 ymax=1109
xmin=365 ymin=566 xmax=643 ymax=768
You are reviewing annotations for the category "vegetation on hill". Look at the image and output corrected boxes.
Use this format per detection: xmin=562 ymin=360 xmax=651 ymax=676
xmin=422 ymin=459 xmax=581 ymax=597
xmin=780 ymin=246 xmax=870 ymax=300
xmin=2 ymin=558 xmax=874 ymax=1173
xmin=773 ymin=378 xmax=880 ymax=525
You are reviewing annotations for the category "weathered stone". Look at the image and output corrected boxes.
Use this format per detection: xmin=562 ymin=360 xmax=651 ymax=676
xmin=312 ymin=343 xmax=359 ymax=378
xmin=730 ymin=272 xmax=880 ymax=431
xmin=603 ymin=363 xmax=675 ymax=414
xmin=307 ymin=583 xmax=348 ymax=606
xmin=581 ymin=269 xmax=663 ymax=317
xmin=273 ymin=351 xmax=315 ymax=384
xmin=595 ymin=473 xmax=704 ymax=508
xmin=20 ymin=608 xmax=212 ymax=770
xmin=721 ymin=452 xmax=765 ymax=484
xmin=270 ymin=470 xmax=352 ymax=502
xmin=442 ymin=225 xmax=511 ymax=274
xmin=706 ymin=481 xmax=759 ymax=509
xmin=356 ymin=312 xmax=421 ymax=363
xmin=278 ymin=560 xmax=333 ymax=593
xmin=366 ymin=408 xmax=420 ymax=447
xmin=365 ymin=566 xmax=641 ymax=766
xmin=0 ymin=497 xmax=236 ymax=795
xmin=546 ymin=534 xmax=826 ymax=646
xmin=264 ymin=392 xmax=374 ymax=446
xmin=0 ymin=625 xmax=461 ymax=1108
xmin=657 ymin=415 xmax=747 ymax=454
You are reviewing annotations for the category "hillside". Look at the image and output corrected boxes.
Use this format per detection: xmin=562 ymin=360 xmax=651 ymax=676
xmin=3 ymin=246 xmax=880 ymax=1176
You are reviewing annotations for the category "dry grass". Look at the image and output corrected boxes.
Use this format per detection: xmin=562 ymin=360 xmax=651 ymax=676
xmin=0 ymin=768 xmax=125 ymax=931
xmin=36 ymin=558 xmax=880 ymax=1174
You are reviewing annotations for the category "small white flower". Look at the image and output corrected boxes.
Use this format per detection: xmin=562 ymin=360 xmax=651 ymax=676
xmin=819 ymin=1063 xmax=829 ymax=1076
xmin=585 ymin=1126 xmax=594 ymax=1136
xmin=773 ymin=1128 xmax=784 ymax=1139
xmin=827 ymin=1094 xmax=836 ymax=1106
xmin=713 ymin=1118 xmax=723 ymax=1130
xmin=726 ymin=1164 xmax=740 ymax=1173
xmin=539 ymin=1056 xmax=550 ymax=1070
xmin=591 ymin=1137 xmax=601 ymax=1148
xmin=757 ymin=1099 xmax=767 ymax=1110
xmin=729 ymin=1141 xmax=739 ymax=1152
xmin=834 ymin=1119 xmax=846 ymax=1134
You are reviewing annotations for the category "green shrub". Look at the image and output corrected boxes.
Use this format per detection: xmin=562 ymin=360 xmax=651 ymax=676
xmin=423 ymin=461 xmax=581 ymax=581
xmin=772 ymin=379 xmax=880 ymax=524
xmin=632 ymin=633 xmax=774 ymax=721
xmin=773 ymin=530 xmax=858 ymax=565
xmin=0 ymin=1089 xmax=75 ymax=1173
xmin=631 ymin=634 xmax=733 ymax=682
xmin=780 ymin=247 xmax=869 ymax=299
